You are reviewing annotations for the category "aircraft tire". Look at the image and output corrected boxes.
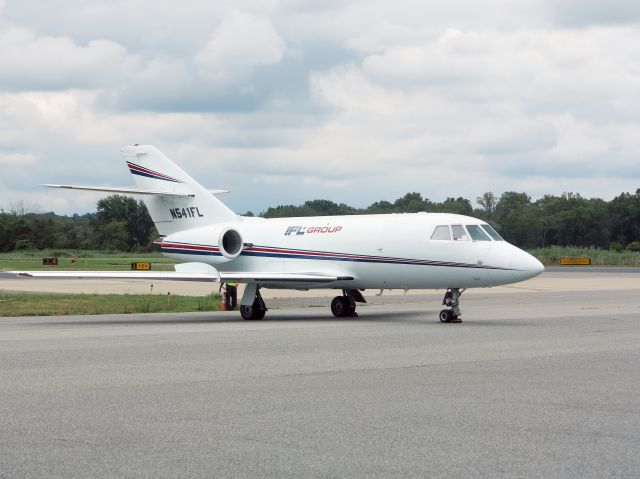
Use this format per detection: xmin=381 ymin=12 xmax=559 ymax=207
xmin=345 ymin=297 xmax=357 ymax=316
xmin=240 ymin=304 xmax=264 ymax=320
xmin=439 ymin=309 xmax=452 ymax=323
xmin=240 ymin=296 xmax=267 ymax=320
xmin=331 ymin=296 xmax=348 ymax=317
xmin=240 ymin=305 xmax=255 ymax=320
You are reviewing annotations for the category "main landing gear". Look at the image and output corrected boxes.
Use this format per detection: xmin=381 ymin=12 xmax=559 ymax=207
xmin=238 ymin=286 xmax=366 ymax=320
xmin=439 ymin=288 xmax=464 ymax=323
xmin=240 ymin=286 xmax=267 ymax=320
xmin=331 ymin=289 xmax=366 ymax=318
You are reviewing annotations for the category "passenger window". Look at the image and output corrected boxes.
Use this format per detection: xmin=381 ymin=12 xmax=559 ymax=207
xmin=481 ymin=224 xmax=504 ymax=241
xmin=430 ymin=225 xmax=451 ymax=240
xmin=466 ymin=224 xmax=491 ymax=241
xmin=451 ymin=225 xmax=469 ymax=241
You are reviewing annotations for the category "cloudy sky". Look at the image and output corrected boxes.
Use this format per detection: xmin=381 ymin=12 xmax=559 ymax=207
xmin=1 ymin=0 xmax=639 ymax=215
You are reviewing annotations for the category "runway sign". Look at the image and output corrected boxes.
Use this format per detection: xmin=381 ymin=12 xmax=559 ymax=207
xmin=560 ymin=257 xmax=591 ymax=265
xmin=131 ymin=262 xmax=152 ymax=270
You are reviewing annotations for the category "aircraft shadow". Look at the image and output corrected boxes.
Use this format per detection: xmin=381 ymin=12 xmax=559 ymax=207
xmin=29 ymin=308 xmax=530 ymax=327
xmin=33 ymin=308 xmax=442 ymax=327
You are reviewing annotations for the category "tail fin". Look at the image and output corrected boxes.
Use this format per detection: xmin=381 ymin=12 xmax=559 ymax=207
xmin=121 ymin=145 xmax=237 ymax=235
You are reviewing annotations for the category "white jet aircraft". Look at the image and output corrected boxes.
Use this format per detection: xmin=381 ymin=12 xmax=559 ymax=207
xmin=17 ymin=145 xmax=544 ymax=322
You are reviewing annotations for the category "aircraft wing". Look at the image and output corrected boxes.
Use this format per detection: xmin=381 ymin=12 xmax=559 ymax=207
xmin=11 ymin=271 xmax=220 ymax=281
xmin=43 ymin=184 xmax=193 ymax=197
xmin=174 ymin=262 xmax=351 ymax=283
xmin=10 ymin=268 xmax=352 ymax=284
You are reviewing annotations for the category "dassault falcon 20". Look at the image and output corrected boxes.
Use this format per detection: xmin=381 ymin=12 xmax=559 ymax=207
xmin=16 ymin=145 xmax=544 ymax=322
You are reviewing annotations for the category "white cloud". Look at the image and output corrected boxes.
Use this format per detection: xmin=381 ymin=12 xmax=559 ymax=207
xmin=0 ymin=26 xmax=129 ymax=90
xmin=0 ymin=152 xmax=38 ymax=165
xmin=195 ymin=10 xmax=285 ymax=83
xmin=1 ymin=0 xmax=640 ymax=214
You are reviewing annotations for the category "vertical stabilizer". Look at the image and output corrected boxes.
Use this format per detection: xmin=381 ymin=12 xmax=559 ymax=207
xmin=121 ymin=145 xmax=237 ymax=235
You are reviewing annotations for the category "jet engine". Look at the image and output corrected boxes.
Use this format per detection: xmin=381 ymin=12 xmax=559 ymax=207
xmin=217 ymin=227 xmax=243 ymax=260
xmin=158 ymin=224 xmax=244 ymax=264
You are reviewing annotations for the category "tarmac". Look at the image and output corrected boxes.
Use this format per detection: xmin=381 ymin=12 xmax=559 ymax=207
xmin=1 ymin=269 xmax=639 ymax=478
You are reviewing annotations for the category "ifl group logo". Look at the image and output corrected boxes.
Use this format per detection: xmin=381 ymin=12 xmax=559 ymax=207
xmin=284 ymin=225 xmax=343 ymax=236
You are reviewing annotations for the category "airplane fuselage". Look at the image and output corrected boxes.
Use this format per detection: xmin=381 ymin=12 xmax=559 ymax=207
xmin=158 ymin=212 xmax=543 ymax=290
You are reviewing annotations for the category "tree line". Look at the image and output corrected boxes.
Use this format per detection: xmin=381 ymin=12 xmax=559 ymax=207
xmin=0 ymin=196 xmax=155 ymax=252
xmin=1 ymin=189 xmax=639 ymax=252
xmin=260 ymin=190 xmax=640 ymax=251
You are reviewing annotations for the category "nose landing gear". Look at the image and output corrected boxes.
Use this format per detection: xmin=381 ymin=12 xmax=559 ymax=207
xmin=440 ymin=288 xmax=464 ymax=323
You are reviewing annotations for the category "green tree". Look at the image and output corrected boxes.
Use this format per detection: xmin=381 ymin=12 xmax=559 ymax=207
xmin=303 ymin=199 xmax=356 ymax=216
xmin=493 ymin=192 xmax=540 ymax=247
xmin=94 ymin=195 xmax=156 ymax=250
xmin=263 ymin=199 xmax=355 ymax=218
xmin=536 ymin=194 xmax=609 ymax=248
xmin=627 ymin=241 xmax=640 ymax=252
xmin=609 ymin=189 xmax=640 ymax=245
xmin=93 ymin=220 xmax=128 ymax=251
xmin=476 ymin=192 xmax=497 ymax=219
xmin=437 ymin=197 xmax=473 ymax=215
xmin=495 ymin=192 xmax=531 ymax=220
xmin=393 ymin=192 xmax=428 ymax=213
xmin=0 ymin=213 xmax=18 ymax=251
xmin=365 ymin=200 xmax=396 ymax=214
xmin=30 ymin=215 xmax=64 ymax=249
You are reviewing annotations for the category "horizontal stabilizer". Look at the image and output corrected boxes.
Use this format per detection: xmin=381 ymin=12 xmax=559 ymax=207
xmin=43 ymin=184 xmax=194 ymax=197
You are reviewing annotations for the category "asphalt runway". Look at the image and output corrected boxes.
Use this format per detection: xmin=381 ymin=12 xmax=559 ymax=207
xmin=1 ymin=284 xmax=640 ymax=477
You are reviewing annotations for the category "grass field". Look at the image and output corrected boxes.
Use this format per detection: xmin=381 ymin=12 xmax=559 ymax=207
xmin=528 ymin=246 xmax=640 ymax=266
xmin=0 ymin=291 xmax=221 ymax=316
xmin=0 ymin=250 xmax=175 ymax=271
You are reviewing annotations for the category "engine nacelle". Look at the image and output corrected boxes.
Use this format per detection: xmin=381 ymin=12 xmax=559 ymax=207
xmin=159 ymin=224 xmax=244 ymax=264
xmin=217 ymin=227 xmax=243 ymax=260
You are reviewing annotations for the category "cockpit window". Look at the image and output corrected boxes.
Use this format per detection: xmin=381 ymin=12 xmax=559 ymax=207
xmin=451 ymin=225 xmax=469 ymax=241
xmin=466 ymin=224 xmax=491 ymax=241
xmin=481 ymin=224 xmax=504 ymax=241
xmin=430 ymin=225 xmax=451 ymax=240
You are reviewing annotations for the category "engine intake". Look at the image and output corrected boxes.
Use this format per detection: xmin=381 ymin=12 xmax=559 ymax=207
xmin=218 ymin=227 xmax=243 ymax=259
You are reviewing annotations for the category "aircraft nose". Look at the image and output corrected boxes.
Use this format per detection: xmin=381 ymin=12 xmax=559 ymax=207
xmin=511 ymin=249 xmax=545 ymax=282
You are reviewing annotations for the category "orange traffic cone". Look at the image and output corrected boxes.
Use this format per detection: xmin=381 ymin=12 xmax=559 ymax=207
xmin=220 ymin=291 xmax=227 ymax=311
